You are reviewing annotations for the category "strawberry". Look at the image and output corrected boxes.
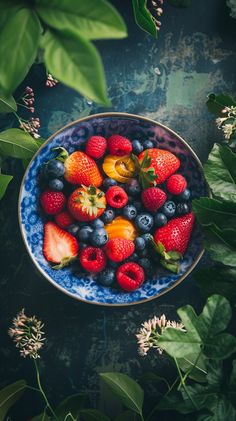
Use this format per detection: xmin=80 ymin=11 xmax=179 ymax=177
xmin=116 ymin=262 xmax=145 ymax=291
xmin=153 ymin=212 xmax=195 ymax=274
xmin=166 ymin=174 xmax=187 ymax=195
xmin=107 ymin=134 xmax=132 ymax=156
xmin=55 ymin=210 xmax=75 ymax=229
xmin=154 ymin=212 xmax=195 ymax=255
xmin=106 ymin=186 xmax=128 ymax=208
xmin=137 ymin=148 xmax=180 ymax=187
xmin=43 ymin=222 xmax=79 ymax=268
xmin=40 ymin=190 xmax=66 ymax=215
xmin=85 ymin=136 xmax=107 ymax=159
xmin=68 ymin=185 xmax=106 ymax=222
xmin=64 ymin=151 xmax=103 ymax=186
xmin=104 ymin=238 xmax=135 ymax=262
xmin=141 ymin=187 xmax=167 ymax=212
xmin=80 ymin=246 xmax=106 ymax=272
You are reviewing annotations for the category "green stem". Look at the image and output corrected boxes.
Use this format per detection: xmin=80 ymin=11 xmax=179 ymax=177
xmin=173 ymin=357 xmax=198 ymax=411
xmin=34 ymin=359 xmax=59 ymax=421
xmin=146 ymin=376 xmax=178 ymax=421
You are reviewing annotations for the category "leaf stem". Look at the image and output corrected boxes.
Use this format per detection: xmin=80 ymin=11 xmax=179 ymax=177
xmin=34 ymin=359 xmax=59 ymax=420
xmin=146 ymin=376 xmax=179 ymax=421
xmin=173 ymin=357 xmax=199 ymax=411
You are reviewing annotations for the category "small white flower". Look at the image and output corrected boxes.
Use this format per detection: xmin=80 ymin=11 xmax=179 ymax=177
xmin=222 ymin=123 xmax=234 ymax=139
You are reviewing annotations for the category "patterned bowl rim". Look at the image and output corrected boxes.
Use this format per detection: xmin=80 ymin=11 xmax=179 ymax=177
xmin=18 ymin=112 xmax=206 ymax=307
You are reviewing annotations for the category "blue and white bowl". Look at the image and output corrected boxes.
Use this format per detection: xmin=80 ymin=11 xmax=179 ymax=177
xmin=18 ymin=113 xmax=208 ymax=306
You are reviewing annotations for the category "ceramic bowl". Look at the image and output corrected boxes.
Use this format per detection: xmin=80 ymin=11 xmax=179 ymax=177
xmin=18 ymin=112 xmax=208 ymax=306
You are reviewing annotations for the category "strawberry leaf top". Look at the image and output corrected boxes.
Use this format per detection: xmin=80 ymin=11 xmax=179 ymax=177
xmin=131 ymin=151 xmax=157 ymax=189
xmin=51 ymin=146 xmax=69 ymax=162
xmin=149 ymin=236 xmax=182 ymax=274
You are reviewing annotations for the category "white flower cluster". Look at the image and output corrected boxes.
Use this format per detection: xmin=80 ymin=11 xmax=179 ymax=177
xmin=216 ymin=106 xmax=236 ymax=141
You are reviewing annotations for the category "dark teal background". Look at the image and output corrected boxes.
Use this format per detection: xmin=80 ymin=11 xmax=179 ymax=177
xmin=0 ymin=1 xmax=236 ymax=419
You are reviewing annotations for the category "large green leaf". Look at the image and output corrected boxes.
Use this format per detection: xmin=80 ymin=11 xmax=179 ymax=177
xmin=55 ymin=393 xmax=89 ymax=419
xmin=158 ymin=328 xmax=201 ymax=358
xmin=197 ymin=294 xmax=232 ymax=338
xmin=206 ymin=93 xmax=236 ymax=116
xmin=177 ymin=354 xmax=208 ymax=383
xmin=100 ymin=372 xmax=144 ymax=416
xmin=114 ymin=410 xmax=139 ymax=421
xmin=79 ymin=409 xmax=110 ymax=421
xmin=0 ymin=173 xmax=13 ymax=199
xmin=192 ymin=197 xmax=236 ymax=229
xmin=0 ymin=129 xmax=40 ymax=159
xmin=36 ymin=0 xmax=127 ymax=40
xmin=132 ymin=0 xmax=157 ymax=37
xmin=203 ymin=225 xmax=236 ymax=267
xmin=0 ymin=91 xmax=17 ymax=113
xmin=204 ymin=333 xmax=236 ymax=359
xmin=42 ymin=30 xmax=110 ymax=105
xmin=195 ymin=266 xmax=236 ymax=303
xmin=0 ymin=380 xmax=27 ymax=419
xmin=0 ymin=8 xmax=41 ymax=94
xmin=204 ymin=144 xmax=236 ymax=203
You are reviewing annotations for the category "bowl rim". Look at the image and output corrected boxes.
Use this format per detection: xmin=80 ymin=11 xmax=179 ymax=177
xmin=18 ymin=111 xmax=205 ymax=307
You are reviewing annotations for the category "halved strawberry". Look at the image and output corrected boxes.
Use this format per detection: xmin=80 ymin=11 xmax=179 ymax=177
xmin=43 ymin=222 xmax=79 ymax=269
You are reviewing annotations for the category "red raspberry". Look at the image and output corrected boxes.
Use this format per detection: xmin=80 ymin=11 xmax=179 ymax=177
xmin=107 ymin=134 xmax=132 ymax=156
xmin=116 ymin=262 xmax=145 ymax=291
xmin=55 ymin=210 xmax=75 ymax=228
xmin=40 ymin=190 xmax=66 ymax=215
xmin=104 ymin=238 xmax=135 ymax=262
xmin=141 ymin=187 xmax=167 ymax=212
xmin=85 ymin=136 xmax=107 ymax=159
xmin=106 ymin=186 xmax=128 ymax=208
xmin=80 ymin=246 xmax=106 ymax=272
xmin=166 ymin=174 xmax=187 ymax=195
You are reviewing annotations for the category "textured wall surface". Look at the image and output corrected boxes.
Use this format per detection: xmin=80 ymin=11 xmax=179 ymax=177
xmin=0 ymin=1 xmax=236 ymax=419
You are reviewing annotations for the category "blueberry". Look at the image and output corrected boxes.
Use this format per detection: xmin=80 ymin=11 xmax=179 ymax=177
xmin=176 ymin=203 xmax=190 ymax=216
xmin=90 ymin=228 xmax=108 ymax=247
xmin=45 ymin=160 xmax=65 ymax=178
xmin=123 ymin=205 xmax=137 ymax=220
xmin=143 ymin=140 xmax=154 ymax=149
xmin=67 ymin=224 xmax=80 ymax=236
xmin=80 ymin=242 xmax=88 ymax=250
xmin=139 ymin=258 xmax=151 ymax=270
xmin=154 ymin=213 xmax=168 ymax=227
xmin=126 ymin=179 xmax=141 ymax=196
xmin=91 ymin=218 xmax=104 ymax=229
xmin=162 ymin=201 xmax=176 ymax=218
xmin=141 ymin=233 xmax=153 ymax=244
xmin=127 ymin=253 xmax=139 ymax=262
xmin=178 ymin=188 xmax=191 ymax=201
xmin=48 ymin=178 xmax=64 ymax=191
xmin=78 ymin=226 xmax=93 ymax=242
xmin=132 ymin=140 xmax=144 ymax=154
xmin=108 ymin=260 xmax=119 ymax=269
xmin=98 ymin=269 xmax=115 ymax=286
xmin=103 ymin=178 xmax=117 ymax=189
xmin=138 ymin=248 xmax=149 ymax=258
xmin=135 ymin=213 xmax=154 ymax=232
xmin=101 ymin=208 xmax=115 ymax=224
xmin=134 ymin=237 xmax=146 ymax=251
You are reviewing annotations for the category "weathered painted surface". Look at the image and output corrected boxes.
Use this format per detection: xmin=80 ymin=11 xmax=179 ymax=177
xmin=0 ymin=1 xmax=236 ymax=419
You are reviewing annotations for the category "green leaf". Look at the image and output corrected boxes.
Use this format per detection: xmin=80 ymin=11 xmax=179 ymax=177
xmin=79 ymin=409 xmax=110 ymax=421
xmin=42 ymin=30 xmax=110 ymax=105
xmin=0 ymin=91 xmax=17 ymax=113
xmin=100 ymin=372 xmax=144 ymax=416
xmin=0 ymin=8 xmax=41 ymax=94
xmin=31 ymin=412 xmax=51 ymax=421
xmin=229 ymin=360 xmax=236 ymax=390
xmin=0 ymin=129 xmax=41 ymax=159
xmin=55 ymin=393 xmax=89 ymax=419
xmin=192 ymin=197 xmax=236 ymax=229
xmin=195 ymin=266 xmax=236 ymax=303
xmin=158 ymin=390 xmax=196 ymax=414
xmin=36 ymin=0 xmax=127 ymax=40
xmin=197 ymin=294 xmax=232 ymax=338
xmin=158 ymin=328 xmax=201 ymax=358
xmin=204 ymin=144 xmax=236 ymax=203
xmin=0 ymin=380 xmax=27 ymax=419
xmin=114 ymin=410 xmax=139 ymax=421
xmin=167 ymin=0 xmax=191 ymax=6
xmin=204 ymin=333 xmax=236 ymax=359
xmin=177 ymin=354 xmax=208 ymax=383
xmin=0 ymin=173 xmax=13 ymax=199
xmin=203 ymin=224 xmax=236 ymax=267
xmin=132 ymin=0 xmax=157 ymax=38
xmin=206 ymin=93 xmax=236 ymax=116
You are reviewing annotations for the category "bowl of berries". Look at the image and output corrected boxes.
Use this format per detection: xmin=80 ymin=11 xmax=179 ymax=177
xmin=19 ymin=112 xmax=208 ymax=306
